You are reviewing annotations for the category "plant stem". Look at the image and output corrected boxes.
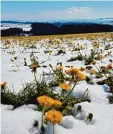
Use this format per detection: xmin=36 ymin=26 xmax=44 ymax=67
xmin=59 ymin=90 xmax=66 ymax=99
xmin=41 ymin=106 xmax=46 ymax=128
xmin=74 ymin=111 xmax=78 ymax=117
xmin=34 ymin=72 xmax=38 ymax=84
xmin=63 ymin=82 xmax=77 ymax=103
xmin=52 ymin=124 xmax=55 ymax=134
xmin=81 ymin=88 xmax=89 ymax=100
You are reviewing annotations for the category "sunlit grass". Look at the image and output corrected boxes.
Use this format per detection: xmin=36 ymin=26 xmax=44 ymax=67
xmin=1 ymin=32 xmax=113 ymax=43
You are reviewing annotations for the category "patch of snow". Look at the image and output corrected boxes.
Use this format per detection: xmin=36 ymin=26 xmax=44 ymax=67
xmin=1 ymin=37 xmax=113 ymax=134
xmin=1 ymin=23 xmax=31 ymax=31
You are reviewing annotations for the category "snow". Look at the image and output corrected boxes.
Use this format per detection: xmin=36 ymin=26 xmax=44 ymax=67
xmin=1 ymin=104 xmax=42 ymax=134
xmin=72 ymin=81 xmax=109 ymax=104
xmin=1 ymin=37 xmax=113 ymax=134
xmin=1 ymin=23 xmax=31 ymax=31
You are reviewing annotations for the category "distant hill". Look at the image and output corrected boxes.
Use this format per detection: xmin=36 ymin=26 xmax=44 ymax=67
xmin=1 ymin=18 xmax=113 ymax=26
xmin=1 ymin=18 xmax=113 ymax=36
xmin=1 ymin=21 xmax=32 ymax=24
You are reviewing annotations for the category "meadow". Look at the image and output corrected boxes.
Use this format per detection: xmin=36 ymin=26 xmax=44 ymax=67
xmin=1 ymin=32 xmax=113 ymax=134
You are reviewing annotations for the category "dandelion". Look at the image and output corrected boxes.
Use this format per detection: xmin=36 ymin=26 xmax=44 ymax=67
xmin=77 ymin=105 xmax=82 ymax=113
xmin=101 ymin=66 xmax=106 ymax=72
xmin=37 ymin=95 xmax=54 ymax=129
xmin=74 ymin=105 xmax=82 ymax=116
xmin=97 ymin=54 xmax=103 ymax=60
xmin=45 ymin=109 xmax=62 ymax=124
xmin=45 ymin=109 xmax=62 ymax=134
xmin=88 ymin=69 xmax=96 ymax=75
xmin=59 ymin=83 xmax=71 ymax=91
xmin=37 ymin=95 xmax=54 ymax=107
xmin=14 ymin=56 xmax=17 ymax=60
xmin=1 ymin=81 xmax=7 ymax=89
xmin=86 ymin=113 xmax=93 ymax=122
xmin=30 ymin=63 xmax=37 ymax=72
xmin=30 ymin=63 xmax=39 ymax=83
xmin=56 ymin=65 xmax=63 ymax=71
xmin=53 ymin=100 xmax=62 ymax=107
xmin=65 ymin=68 xmax=79 ymax=75
xmin=75 ymin=72 xmax=86 ymax=81
xmin=106 ymin=63 xmax=112 ymax=70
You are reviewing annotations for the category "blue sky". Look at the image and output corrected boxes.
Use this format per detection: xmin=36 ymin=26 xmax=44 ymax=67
xmin=1 ymin=1 xmax=113 ymax=21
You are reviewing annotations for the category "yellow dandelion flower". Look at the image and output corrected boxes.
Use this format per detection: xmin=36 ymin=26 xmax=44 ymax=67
xmin=76 ymin=72 xmax=86 ymax=81
xmin=37 ymin=95 xmax=54 ymax=107
xmin=56 ymin=65 xmax=63 ymax=71
xmin=97 ymin=54 xmax=103 ymax=60
xmin=59 ymin=83 xmax=71 ymax=91
xmin=30 ymin=64 xmax=37 ymax=69
xmin=53 ymin=100 xmax=62 ymax=107
xmin=45 ymin=109 xmax=62 ymax=124
xmin=65 ymin=68 xmax=79 ymax=75
xmin=88 ymin=69 xmax=96 ymax=75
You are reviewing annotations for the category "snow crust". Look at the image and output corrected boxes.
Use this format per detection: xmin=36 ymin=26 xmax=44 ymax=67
xmin=1 ymin=38 xmax=113 ymax=134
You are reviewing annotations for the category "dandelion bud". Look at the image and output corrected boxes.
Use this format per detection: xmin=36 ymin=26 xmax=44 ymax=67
xmin=86 ymin=113 xmax=93 ymax=121
xmin=1 ymin=81 xmax=7 ymax=89
xmin=77 ymin=105 xmax=82 ymax=113
xmin=30 ymin=64 xmax=37 ymax=72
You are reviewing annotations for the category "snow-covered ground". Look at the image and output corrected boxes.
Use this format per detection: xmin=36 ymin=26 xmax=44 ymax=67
xmin=1 ymin=37 xmax=113 ymax=134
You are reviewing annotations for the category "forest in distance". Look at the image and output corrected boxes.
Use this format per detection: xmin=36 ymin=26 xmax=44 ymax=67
xmin=1 ymin=22 xmax=113 ymax=36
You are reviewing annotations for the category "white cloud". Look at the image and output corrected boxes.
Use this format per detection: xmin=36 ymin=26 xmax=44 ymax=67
xmin=2 ymin=6 xmax=94 ymax=21
xmin=37 ymin=6 xmax=94 ymax=21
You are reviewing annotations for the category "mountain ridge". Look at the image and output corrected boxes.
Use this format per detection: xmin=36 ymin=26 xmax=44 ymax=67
xmin=1 ymin=18 xmax=113 ymax=26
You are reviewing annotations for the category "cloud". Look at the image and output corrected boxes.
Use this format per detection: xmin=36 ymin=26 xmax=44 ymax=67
xmin=38 ymin=7 xmax=94 ymax=21
xmin=2 ymin=6 xmax=94 ymax=21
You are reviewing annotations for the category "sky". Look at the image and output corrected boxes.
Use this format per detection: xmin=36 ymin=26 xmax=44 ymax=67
xmin=1 ymin=1 xmax=113 ymax=22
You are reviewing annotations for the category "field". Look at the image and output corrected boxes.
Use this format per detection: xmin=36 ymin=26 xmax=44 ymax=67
xmin=1 ymin=32 xmax=113 ymax=134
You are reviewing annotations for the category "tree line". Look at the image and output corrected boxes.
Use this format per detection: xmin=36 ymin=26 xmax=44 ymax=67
xmin=1 ymin=22 xmax=113 ymax=36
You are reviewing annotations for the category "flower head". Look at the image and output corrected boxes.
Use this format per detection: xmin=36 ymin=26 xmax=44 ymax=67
xmin=30 ymin=63 xmax=37 ymax=72
xmin=97 ymin=54 xmax=103 ymax=60
xmin=106 ymin=63 xmax=112 ymax=70
xmin=88 ymin=69 xmax=96 ymax=75
xmin=1 ymin=81 xmax=7 ymax=89
xmin=86 ymin=113 xmax=93 ymax=121
xmin=53 ymin=100 xmax=62 ymax=107
xmin=56 ymin=65 xmax=63 ymax=71
xmin=75 ymin=72 xmax=86 ymax=81
xmin=45 ymin=109 xmax=62 ymax=124
xmin=65 ymin=68 xmax=79 ymax=75
xmin=59 ymin=83 xmax=71 ymax=91
xmin=37 ymin=95 xmax=54 ymax=107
